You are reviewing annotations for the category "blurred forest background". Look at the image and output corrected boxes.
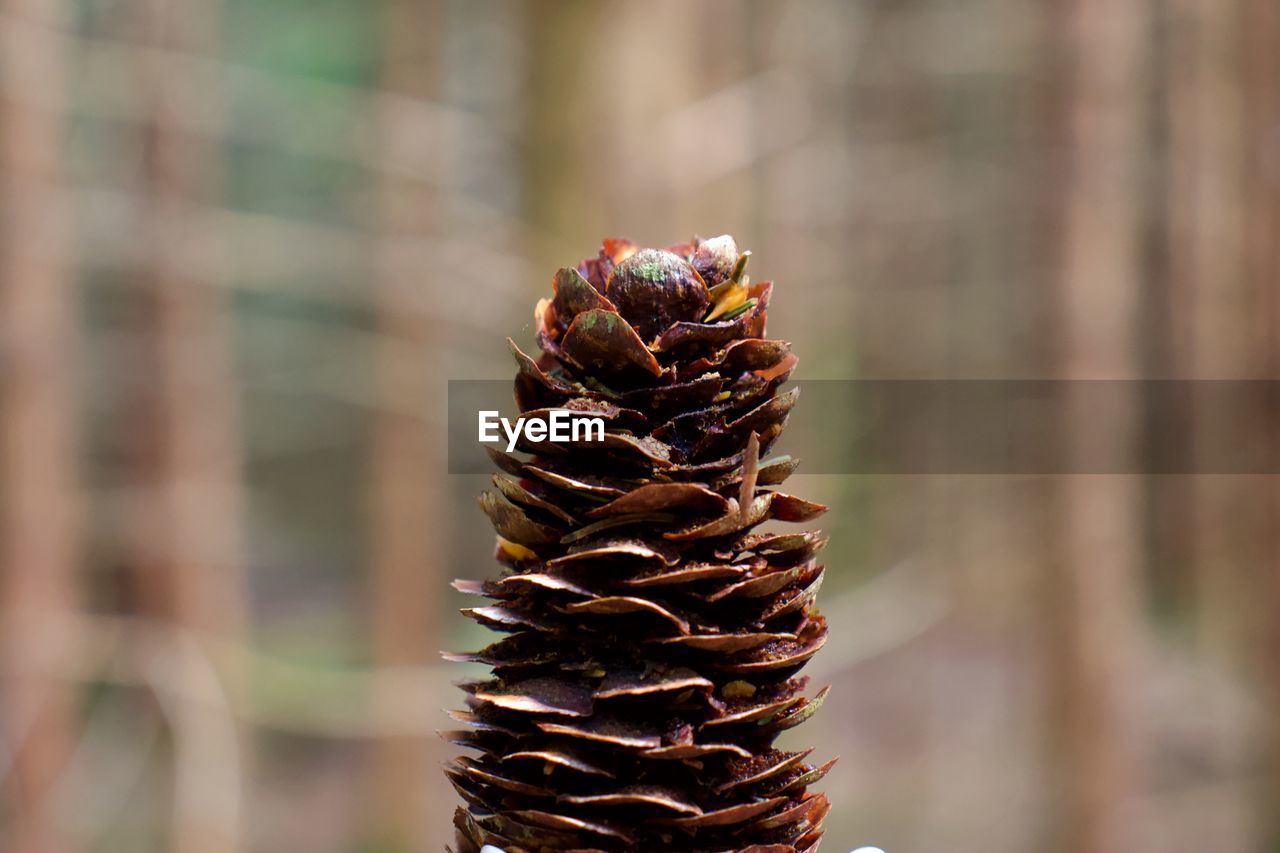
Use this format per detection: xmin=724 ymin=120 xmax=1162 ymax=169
xmin=2 ymin=0 xmax=1279 ymax=851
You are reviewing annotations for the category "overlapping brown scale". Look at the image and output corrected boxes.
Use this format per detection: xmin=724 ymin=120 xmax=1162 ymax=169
xmin=764 ymin=758 xmax=837 ymax=798
xmin=446 ymin=709 xmax=519 ymax=735
xmin=651 ymin=282 xmax=774 ymax=353
xmin=523 ymin=464 xmax=634 ymax=500
xmin=547 ymin=537 xmax=680 ymax=570
xmin=664 ymin=420 xmax=787 ymax=482
xmin=715 ymin=749 xmax=813 ymax=795
xmin=442 ymin=632 xmax=564 ymax=670
xmin=563 ymin=396 xmax=647 ymax=419
xmin=492 ymin=572 xmax=595 ymax=598
xmin=502 ymin=747 xmax=615 ymax=779
xmin=663 ymin=494 xmax=769 ymax=541
xmin=484 ymin=444 xmax=528 ymax=479
xmin=730 ymin=530 xmax=828 ymax=561
xmin=461 ymin=604 xmax=555 ymax=634
xmin=748 ymin=793 xmax=829 ymax=833
xmin=533 ymin=298 xmax=564 ymax=366
xmin=620 ymin=562 xmax=748 ymax=588
xmin=469 ymin=678 xmax=595 ymax=718
xmin=492 ymin=474 xmax=580 ymax=526
xmin=796 ymin=831 xmax=824 ymax=853
xmin=677 ymin=338 xmax=792 ymax=381
xmin=593 ymin=668 xmax=713 ymax=701
xmin=664 ymin=491 xmax=825 ymax=541
xmin=477 ymin=810 xmax=608 ymax=848
xmin=649 ymin=406 xmax=734 ymax=453
xmin=440 ymin=728 xmax=504 ymax=752
xmin=561 ymin=309 xmax=663 ymax=384
xmin=715 ymin=619 xmax=828 ymax=675
xmin=649 ymin=631 xmax=796 ymax=653
xmin=617 ymin=373 xmax=725 ymax=413
xmin=515 ymin=401 xmax=648 ymax=437
xmin=452 ymin=237 xmax=830 ymax=852
xmin=588 ymin=482 xmax=728 ymax=518
xmin=755 ymin=685 xmax=831 ymax=736
xmin=451 ymin=578 xmax=487 ymax=596
xmin=478 ymin=491 xmax=563 ymax=546
xmin=662 ymin=796 xmax=787 ymax=830
xmin=560 ymin=513 xmax=678 ymax=545
xmin=551 ymin=267 xmax=619 ymax=332
xmin=508 ymin=808 xmax=634 ymax=845
xmin=535 ymin=716 xmax=663 ymax=750
xmin=728 ymin=387 xmax=801 ymax=435
xmin=663 ymin=449 xmax=747 ymax=479
xmin=561 ymin=596 xmax=691 ymax=635
xmin=703 ymin=678 xmax=809 ymax=728
xmin=756 ymin=352 xmax=801 ymax=385
xmin=700 ymin=561 xmax=814 ymax=602
xmin=712 ymin=455 xmax=800 ymax=490
xmin=653 ymin=389 xmax=786 ymax=446
xmin=447 ymin=770 xmax=503 ymax=814
xmin=510 ymin=338 xmax=581 ymax=411
xmin=451 ymin=808 xmax=493 ymax=853
xmin=640 ymin=741 xmax=752 ymax=760
xmin=450 ymin=756 xmax=558 ymax=798
xmin=759 ymin=572 xmax=825 ymax=621
xmin=591 ymin=432 xmax=674 ymax=467
xmin=560 ymin=785 xmax=702 ymax=816
xmin=768 ymin=493 xmax=827 ymax=523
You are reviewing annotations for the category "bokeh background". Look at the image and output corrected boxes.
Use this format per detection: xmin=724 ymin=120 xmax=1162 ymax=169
xmin=2 ymin=0 xmax=1279 ymax=851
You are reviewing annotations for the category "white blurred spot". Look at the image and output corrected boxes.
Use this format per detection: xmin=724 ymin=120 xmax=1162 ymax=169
xmin=851 ymin=848 xmax=887 ymax=853
xmin=480 ymin=846 xmax=504 ymax=853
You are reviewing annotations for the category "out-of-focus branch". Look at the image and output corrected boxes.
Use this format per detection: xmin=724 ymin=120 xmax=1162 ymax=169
xmin=66 ymin=184 xmax=532 ymax=329
xmin=0 ymin=9 xmax=497 ymax=189
xmin=0 ymin=611 xmax=455 ymax=738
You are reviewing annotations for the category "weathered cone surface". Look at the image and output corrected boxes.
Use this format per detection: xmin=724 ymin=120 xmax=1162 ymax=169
xmin=447 ymin=236 xmax=833 ymax=853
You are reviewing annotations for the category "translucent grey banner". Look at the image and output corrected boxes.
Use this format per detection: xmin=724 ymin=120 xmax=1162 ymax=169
xmin=448 ymin=380 xmax=1280 ymax=475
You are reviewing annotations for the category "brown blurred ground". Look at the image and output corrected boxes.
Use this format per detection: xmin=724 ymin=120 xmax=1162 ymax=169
xmin=1 ymin=1 xmax=1278 ymax=851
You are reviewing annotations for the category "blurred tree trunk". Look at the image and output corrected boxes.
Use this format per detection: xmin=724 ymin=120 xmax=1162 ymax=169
xmin=136 ymin=3 xmax=247 ymax=642
xmin=365 ymin=1 xmax=446 ymax=848
xmin=1238 ymin=0 xmax=1280 ymax=839
xmin=523 ymin=0 xmax=600 ymax=267
xmin=1167 ymin=7 xmax=1280 ymax=845
xmin=0 ymin=2 xmax=81 ymax=851
xmin=1166 ymin=0 xmax=1253 ymax=660
xmin=1045 ymin=0 xmax=1149 ymax=849
xmin=132 ymin=1 xmax=248 ymax=850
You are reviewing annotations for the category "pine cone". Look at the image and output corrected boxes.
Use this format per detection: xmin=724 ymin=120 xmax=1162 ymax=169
xmin=446 ymin=236 xmax=833 ymax=852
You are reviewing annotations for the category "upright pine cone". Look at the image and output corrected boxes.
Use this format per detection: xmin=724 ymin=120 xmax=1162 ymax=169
xmin=446 ymin=236 xmax=833 ymax=852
